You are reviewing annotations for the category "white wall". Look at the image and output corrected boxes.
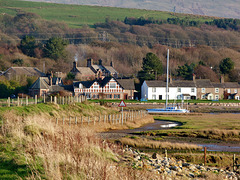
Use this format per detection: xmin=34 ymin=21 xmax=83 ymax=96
xmin=141 ymin=81 xmax=197 ymax=100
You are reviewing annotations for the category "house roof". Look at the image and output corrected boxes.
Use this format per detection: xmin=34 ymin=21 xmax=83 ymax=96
xmin=76 ymin=67 xmax=95 ymax=76
xmin=224 ymin=82 xmax=240 ymax=88
xmin=195 ymin=79 xmax=213 ymax=88
xmin=29 ymin=77 xmax=62 ymax=89
xmin=171 ymin=80 xmax=196 ymax=87
xmin=104 ymin=66 xmax=118 ymax=75
xmin=74 ymin=80 xmax=96 ymax=88
xmin=145 ymin=80 xmax=166 ymax=87
xmin=29 ymin=77 xmax=49 ymax=89
xmin=116 ymin=79 xmax=135 ymax=90
xmin=2 ymin=67 xmax=45 ymax=77
xmin=212 ymin=82 xmax=225 ymax=88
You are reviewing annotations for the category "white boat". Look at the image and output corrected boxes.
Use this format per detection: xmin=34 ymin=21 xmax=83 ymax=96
xmin=147 ymin=49 xmax=189 ymax=114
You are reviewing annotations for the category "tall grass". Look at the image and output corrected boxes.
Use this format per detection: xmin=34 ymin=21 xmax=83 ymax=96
xmin=0 ymin=103 xmax=158 ymax=179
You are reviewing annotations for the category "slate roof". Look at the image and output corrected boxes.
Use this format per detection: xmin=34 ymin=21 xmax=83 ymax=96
xmin=75 ymin=67 xmax=95 ymax=76
xmin=212 ymin=82 xmax=225 ymax=88
xmin=104 ymin=66 xmax=118 ymax=75
xmin=145 ymin=80 xmax=166 ymax=87
xmin=224 ymin=82 xmax=240 ymax=88
xmin=29 ymin=77 xmax=49 ymax=89
xmin=73 ymin=80 xmax=96 ymax=88
xmin=2 ymin=67 xmax=45 ymax=77
xmin=29 ymin=77 xmax=63 ymax=89
xmin=171 ymin=80 xmax=196 ymax=87
xmin=195 ymin=79 xmax=213 ymax=88
xmin=116 ymin=79 xmax=135 ymax=90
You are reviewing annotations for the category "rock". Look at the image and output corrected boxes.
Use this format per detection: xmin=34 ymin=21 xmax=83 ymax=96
xmin=152 ymin=152 xmax=160 ymax=159
xmin=188 ymin=173 xmax=195 ymax=178
xmin=182 ymin=163 xmax=190 ymax=167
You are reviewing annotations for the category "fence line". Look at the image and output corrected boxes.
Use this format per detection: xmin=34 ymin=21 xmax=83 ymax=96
xmin=53 ymin=110 xmax=147 ymax=126
xmin=0 ymin=95 xmax=87 ymax=107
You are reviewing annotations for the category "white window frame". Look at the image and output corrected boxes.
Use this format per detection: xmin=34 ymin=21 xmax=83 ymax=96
xmin=201 ymin=88 xmax=205 ymax=93
xmin=79 ymin=84 xmax=83 ymax=89
xmin=227 ymin=89 xmax=231 ymax=93
xmin=201 ymin=95 xmax=205 ymax=99
xmin=178 ymin=88 xmax=181 ymax=93
xmin=152 ymin=95 xmax=156 ymax=100
xmin=215 ymin=88 xmax=219 ymax=93
xmin=93 ymin=84 xmax=99 ymax=89
xmin=191 ymin=88 xmax=195 ymax=93
xmin=109 ymin=82 xmax=116 ymax=89
xmin=152 ymin=87 xmax=156 ymax=93
xmin=215 ymin=95 xmax=219 ymax=100
xmin=234 ymin=89 xmax=238 ymax=93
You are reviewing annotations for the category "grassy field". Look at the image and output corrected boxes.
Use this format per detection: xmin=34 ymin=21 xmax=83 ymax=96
xmin=0 ymin=0 xmax=214 ymax=28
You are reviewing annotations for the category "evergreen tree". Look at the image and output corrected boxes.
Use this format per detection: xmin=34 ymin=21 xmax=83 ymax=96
xmin=219 ymin=57 xmax=234 ymax=74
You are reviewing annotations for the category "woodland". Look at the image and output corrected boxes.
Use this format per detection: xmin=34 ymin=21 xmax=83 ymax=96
xmin=0 ymin=10 xmax=240 ymax=96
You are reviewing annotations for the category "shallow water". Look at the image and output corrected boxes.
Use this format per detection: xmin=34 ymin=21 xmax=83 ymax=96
xmin=107 ymin=120 xmax=240 ymax=152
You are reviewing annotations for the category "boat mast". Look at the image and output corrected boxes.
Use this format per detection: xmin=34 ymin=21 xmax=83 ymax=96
xmin=166 ymin=49 xmax=169 ymax=108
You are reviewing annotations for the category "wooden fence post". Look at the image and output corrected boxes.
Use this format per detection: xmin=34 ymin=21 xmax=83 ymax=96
xmin=81 ymin=116 xmax=83 ymax=125
xmin=54 ymin=96 xmax=57 ymax=104
xmin=62 ymin=117 xmax=65 ymax=125
xmin=7 ymin=97 xmax=10 ymax=107
xmin=17 ymin=96 xmax=20 ymax=106
xmin=26 ymin=96 xmax=28 ymax=106
xmin=233 ymin=154 xmax=236 ymax=171
xmin=104 ymin=115 xmax=106 ymax=123
xmin=43 ymin=94 xmax=46 ymax=103
xmin=56 ymin=118 xmax=58 ymax=125
xmin=204 ymin=147 xmax=207 ymax=166
xmin=75 ymin=117 xmax=77 ymax=125
xmin=35 ymin=95 xmax=37 ymax=104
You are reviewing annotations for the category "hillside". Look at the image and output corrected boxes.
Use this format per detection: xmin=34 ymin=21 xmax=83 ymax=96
xmin=0 ymin=0 xmax=213 ymax=28
xmin=24 ymin=0 xmax=240 ymax=19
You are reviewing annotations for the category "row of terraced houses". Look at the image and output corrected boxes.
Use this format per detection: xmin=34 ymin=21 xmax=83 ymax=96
xmin=141 ymin=75 xmax=240 ymax=100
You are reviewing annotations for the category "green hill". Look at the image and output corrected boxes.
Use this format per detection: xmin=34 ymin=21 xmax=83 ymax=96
xmin=0 ymin=0 xmax=213 ymax=28
xmin=23 ymin=0 xmax=240 ymax=19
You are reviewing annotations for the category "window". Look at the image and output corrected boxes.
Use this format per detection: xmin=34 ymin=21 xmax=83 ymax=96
xmin=152 ymin=87 xmax=156 ymax=93
xmin=234 ymin=89 xmax=238 ymax=93
xmin=93 ymin=85 xmax=99 ymax=89
xmin=201 ymin=95 xmax=205 ymax=99
xmin=92 ymin=94 xmax=99 ymax=99
xmin=152 ymin=95 xmax=156 ymax=100
xmin=215 ymin=88 xmax=219 ymax=93
xmin=215 ymin=95 xmax=219 ymax=100
xmin=106 ymin=94 xmax=112 ymax=98
xmin=227 ymin=89 xmax=230 ymax=93
xmin=79 ymin=84 xmax=83 ymax=89
xmin=191 ymin=88 xmax=195 ymax=93
xmin=178 ymin=88 xmax=181 ymax=93
xmin=109 ymin=83 xmax=116 ymax=89
xmin=114 ymin=94 xmax=120 ymax=99
xmin=201 ymin=88 xmax=205 ymax=93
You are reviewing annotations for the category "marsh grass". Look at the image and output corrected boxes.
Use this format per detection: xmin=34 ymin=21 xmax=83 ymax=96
xmin=0 ymin=103 xmax=157 ymax=179
xmin=119 ymin=137 xmax=201 ymax=150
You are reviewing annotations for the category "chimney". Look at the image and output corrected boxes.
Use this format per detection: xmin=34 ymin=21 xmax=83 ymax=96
xmin=220 ymin=75 xmax=224 ymax=83
xmin=87 ymin=58 xmax=93 ymax=67
xmin=99 ymin=59 xmax=102 ymax=66
xmin=193 ymin=73 xmax=196 ymax=83
xmin=73 ymin=61 xmax=77 ymax=70
xmin=110 ymin=61 xmax=114 ymax=67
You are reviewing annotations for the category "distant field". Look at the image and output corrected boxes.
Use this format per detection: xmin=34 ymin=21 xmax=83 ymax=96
xmin=0 ymin=0 xmax=214 ymax=28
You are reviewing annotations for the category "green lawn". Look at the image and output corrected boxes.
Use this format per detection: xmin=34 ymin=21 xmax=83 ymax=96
xmin=0 ymin=0 xmax=214 ymax=28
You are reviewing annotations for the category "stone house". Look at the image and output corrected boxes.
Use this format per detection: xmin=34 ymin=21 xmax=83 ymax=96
xmin=0 ymin=67 xmax=45 ymax=81
xmin=70 ymin=59 xmax=118 ymax=81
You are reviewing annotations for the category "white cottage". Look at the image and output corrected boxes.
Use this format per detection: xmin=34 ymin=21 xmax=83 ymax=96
xmin=141 ymin=80 xmax=197 ymax=100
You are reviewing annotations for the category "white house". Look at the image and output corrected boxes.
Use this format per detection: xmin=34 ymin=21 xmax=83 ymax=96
xmin=141 ymin=80 xmax=197 ymax=100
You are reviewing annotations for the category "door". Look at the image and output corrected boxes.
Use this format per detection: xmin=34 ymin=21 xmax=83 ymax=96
xmin=159 ymin=95 xmax=162 ymax=100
